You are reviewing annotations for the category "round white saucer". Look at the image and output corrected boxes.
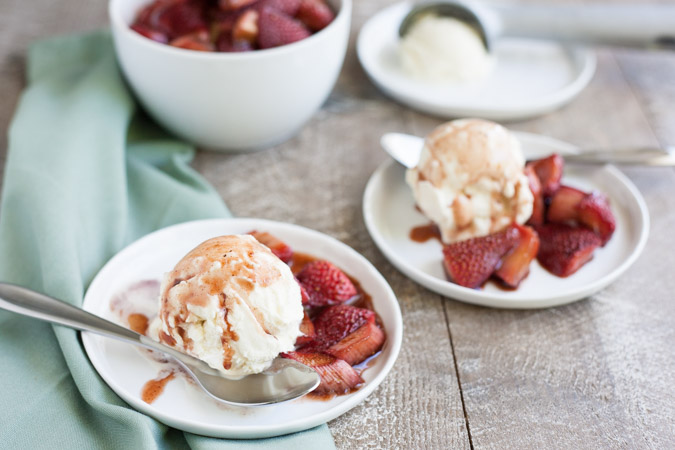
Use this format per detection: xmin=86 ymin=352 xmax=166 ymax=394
xmin=82 ymin=218 xmax=402 ymax=438
xmin=362 ymin=132 xmax=649 ymax=309
xmin=357 ymin=2 xmax=596 ymax=121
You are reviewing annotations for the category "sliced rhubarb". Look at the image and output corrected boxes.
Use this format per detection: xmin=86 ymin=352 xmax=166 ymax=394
xmin=326 ymin=322 xmax=385 ymax=366
xmin=494 ymin=224 xmax=540 ymax=288
xmin=578 ymin=191 xmax=616 ymax=246
xmin=295 ymin=311 xmax=315 ymax=347
xmin=249 ymin=230 xmax=293 ymax=262
xmin=283 ymin=351 xmax=363 ymax=395
xmin=524 ymin=165 xmax=545 ymax=226
xmin=547 ymin=185 xmax=586 ymax=224
xmin=528 ymin=154 xmax=564 ymax=197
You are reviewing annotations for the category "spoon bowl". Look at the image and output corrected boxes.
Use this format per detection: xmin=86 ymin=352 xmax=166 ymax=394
xmin=0 ymin=282 xmax=320 ymax=407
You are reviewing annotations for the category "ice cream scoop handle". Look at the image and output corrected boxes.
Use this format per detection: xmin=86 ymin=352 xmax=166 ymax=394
xmin=494 ymin=4 xmax=675 ymax=49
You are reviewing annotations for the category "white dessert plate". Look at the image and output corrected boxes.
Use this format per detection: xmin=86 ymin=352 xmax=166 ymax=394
xmin=82 ymin=218 xmax=402 ymax=438
xmin=363 ymin=132 xmax=649 ymax=309
xmin=357 ymin=2 xmax=596 ymax=121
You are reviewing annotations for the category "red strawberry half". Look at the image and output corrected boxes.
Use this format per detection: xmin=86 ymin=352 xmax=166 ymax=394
xmin=219 ymin=0 xmax=257 ymax=12
xmin=296 ymin=260 xmax=357 ymax=307
xmin=249 ymin=230 xmax=293 ymax=262
xmin=528 ymin=154 xmax=564 ymax=197
xmin=255 ymin=0 xmax=302 ymax=16
xmin=547 ymin=185 xmax=586 ymax=224
xmin=283 ymin=351 xmax=363 ymax=395
xmin=442 ymin=226 xmax=519 ymax=289
xmin=535 ymin=224 xmax=602 ymax=277
xmin=257 ymin=7 xmax=310 ymax=49
xmin=296 ymin=0 xmax=335 ymax=31
xmin=156 ymin=0 xmax=208 ymax=39
xmin=326 ymin=322 xmax=385 ymax=366
xmin=578 ymin=191 xmax=616 ymax=246
xmin=311 ymin=304 xmax=375 ymax=348
xmin=494 ymin=224 xmax=539 ymax=288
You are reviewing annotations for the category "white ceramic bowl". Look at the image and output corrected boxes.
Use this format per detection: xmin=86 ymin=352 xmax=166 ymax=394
xmin=109 ymin=0 xmax=351 ymax=152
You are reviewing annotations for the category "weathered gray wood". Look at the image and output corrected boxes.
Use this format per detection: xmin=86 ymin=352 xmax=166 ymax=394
xmin=2 ymin=0 xmax=675 ymax=448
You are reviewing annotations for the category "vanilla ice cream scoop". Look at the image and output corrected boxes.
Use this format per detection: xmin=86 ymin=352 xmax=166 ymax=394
xmin=151 ymin=234 xmax=303 ymax=378
xmin=399 ymin=14 xmax=493 ymax=83
xmin=406 ymin=119 xmax=533 ymax=243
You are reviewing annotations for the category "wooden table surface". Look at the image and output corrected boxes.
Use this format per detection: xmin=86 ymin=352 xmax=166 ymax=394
xmin=2 ymin=0 xmax=675 ymax=448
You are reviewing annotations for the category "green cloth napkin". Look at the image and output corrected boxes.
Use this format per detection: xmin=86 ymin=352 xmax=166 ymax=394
xmin=0 ymin=30 xmax=335 ymax=449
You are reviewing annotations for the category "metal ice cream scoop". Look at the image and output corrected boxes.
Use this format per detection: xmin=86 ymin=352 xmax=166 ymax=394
xmin=399 ymin=0 xmax=675 ymax=52
xmin=0 ymin=282 xmax=320 ymax=407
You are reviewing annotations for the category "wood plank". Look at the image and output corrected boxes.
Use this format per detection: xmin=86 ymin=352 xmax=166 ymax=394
xmin=444 ymin=48 xmax=675 ymax=448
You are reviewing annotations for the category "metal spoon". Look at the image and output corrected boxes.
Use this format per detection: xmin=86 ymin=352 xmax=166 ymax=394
xmin=399 ymin=0 xmax=675 ymax=52
xmin=0 ymin=282 xmax=320 ymax=406
xmin=381 ymin=132 xmax=675 ymax=168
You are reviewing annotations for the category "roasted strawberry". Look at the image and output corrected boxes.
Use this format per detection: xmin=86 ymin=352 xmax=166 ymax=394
xmin=547 ymin=185 xmax=586 ymax=224
xmin=535 ymin=224 xmax=602 ymax=277
xmin=169 ymin=31 xmax=213 ymax=51
xmin=326 ymin=322 xmax=385 ymax=366
xmin=578 ymin=191 xmax=616 ymax=246
xmin=494 ymin=224 xmax=539 ymax=288
xmin=257 ymin=7 xmax=310 ymax=49
xmin=528 ymin=154 xmax=564 ymax=197
xmin=255 ymin=0 xmax=302 ymax=16
xmin=296 ymin=0 xmax=335 ymax=31
xmin=219 ymin=0 xmax=257 ymax=12
xmin=442 ymin=226 xmax=519 ymax=289
xmin=296 ymin=260 xmax=357 ymax=306
xmin=525 ymin=165 xmax=545 ymax=226
xmin=249 ymin=230 xmax=293 ymax=262
xmin=232 ymin=9 xmax=259 ymax=42
xmin=156 ymin=0 xmax=208 ymax=39
xmin=312 ymin=304 xmax=375 ymax=348
xmin=296 ymin=311 xmax=316 ymax=347
xmin=283 ymin=351 xmax=363 ymax=395
xmin=131 ymin=24 xmax=169 ymax=43
xmin=297 ymin=279 xmax=310 ymax=305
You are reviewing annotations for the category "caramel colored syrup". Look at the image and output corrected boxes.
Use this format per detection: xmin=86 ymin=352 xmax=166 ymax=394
xmin=141 ymin=372 xmax=175 ymax=404
xmin=409 ymin=222 xmax=442 ymax=243
xmin=128 ymin=313 xmax=149 ymax=335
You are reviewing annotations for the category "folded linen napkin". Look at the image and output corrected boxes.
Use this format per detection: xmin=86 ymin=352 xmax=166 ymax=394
xmin=0 ymin=30 xmax=335 ymax=449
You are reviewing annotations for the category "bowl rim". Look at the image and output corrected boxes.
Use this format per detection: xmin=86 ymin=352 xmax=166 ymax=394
xmin=109 ymin=0 xmax=352 ymax=60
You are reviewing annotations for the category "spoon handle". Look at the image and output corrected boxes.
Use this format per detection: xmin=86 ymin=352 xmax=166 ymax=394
xmin=494 ymin=4 xmax=675 ymax=49
xmin=0 ymin=282 xmax=201 ymax=367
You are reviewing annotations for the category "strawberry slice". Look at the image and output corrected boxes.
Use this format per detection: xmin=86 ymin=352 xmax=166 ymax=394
xmin=494 ymin=224 xmax=539 ymax=288
xmin=130 ymin=24 xmax=169 ymax=43
xmin=547 ymin=185 xmax=586 ymax=224
xmin=535 ymin=224 xmax=602 ymax=277
xmin=326 ymin=322 xmax=385 ymax=366
xmin=295 ymin=311 xmax=315 ymax=347
xmin=312 ymin=304 xmax=375 ymax=348
xmin=257 ymin=7 xmax=310 ymax=49
xmin=255 ymin=0 xmax=302 ymax=16
xmin=169 ymin=31 xmax=213 ymax=51
xmin=156 ymin=0 xmax=208 ymax=39
xmin=524 ymin=165 xmax=545 ymax=226
xmin=249 ymin=230 xmax=293 ymax=262
xmin=283 ymin=351 xmax=363 ymax=395
xmin=578 ymin=191 xmax=616 ymax=246
xmin=442 ymin=226 xmax=519 ymax=289
xmin=232 ymin=9 xmax=259 ymax=42
xmin=296 ymin=0 xmax=335 ymax=31
xmin=527 ymin=154 xmax=564 ymax=197
xmin=219 ymin=0 xmax=257 ymax=12
xmin=296 ymin=260 xmax=357 ymax=306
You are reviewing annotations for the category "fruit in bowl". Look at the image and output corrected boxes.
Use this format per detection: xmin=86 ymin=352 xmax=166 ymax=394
xmin=407 ymin=119 xmax=616 ymax=290
xmin=109 ymin=0 xmax=350 ymax=151
xmin=129 ymin=0 xmax=336 ymax=52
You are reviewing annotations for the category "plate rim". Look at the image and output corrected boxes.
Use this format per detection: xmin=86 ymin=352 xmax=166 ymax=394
xmin=82 ymin=217 xmax=403 ymax=438
xmin=362 ymin=132 xmax=650 ymax=309
xmin=356 ymin=1 xmax=597 ymax=121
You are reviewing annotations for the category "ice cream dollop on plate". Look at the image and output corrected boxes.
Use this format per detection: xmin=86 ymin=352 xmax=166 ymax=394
xmin=150 ymin=234 xmax=303 ymax=378
xmin=406 ymin=119 xmax=534 ymax=244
